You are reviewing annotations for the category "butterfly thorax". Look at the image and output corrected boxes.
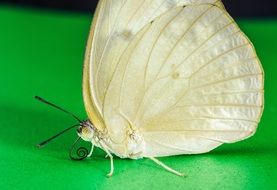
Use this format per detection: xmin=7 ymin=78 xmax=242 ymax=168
xmin=78 ymin=120 xmax=145 ymax=159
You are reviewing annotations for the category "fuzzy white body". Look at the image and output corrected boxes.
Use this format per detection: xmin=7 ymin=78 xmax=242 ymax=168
xmin=93 ymin=130 xmax=144 ymax=159
xmin=81 ymin=123 xmax=145 ymax=159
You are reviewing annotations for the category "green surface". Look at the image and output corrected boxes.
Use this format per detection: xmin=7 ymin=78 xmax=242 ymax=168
xmin=0 ymin=5 xmax=276 ymax=190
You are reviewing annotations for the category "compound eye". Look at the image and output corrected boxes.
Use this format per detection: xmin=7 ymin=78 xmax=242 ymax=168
xmin=77 ymin=126 xmax=82 ymax=133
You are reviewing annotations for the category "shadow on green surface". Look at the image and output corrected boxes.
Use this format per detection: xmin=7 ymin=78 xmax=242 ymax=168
xmin=0 ymin=104 xmax=83 ymax=150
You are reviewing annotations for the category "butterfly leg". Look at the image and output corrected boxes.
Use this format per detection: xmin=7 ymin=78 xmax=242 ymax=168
xmin=148 ymin=157 xmax=185 ymax=177
xmin=99 ymin=141 xmax=114 ymax=177
xmin=87 ymin=144 xmax=94 ymax=158
xmin=105 ymin=152 xmax=114 ymax=177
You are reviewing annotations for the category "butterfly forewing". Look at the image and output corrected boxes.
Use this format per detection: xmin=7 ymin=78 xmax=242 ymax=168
xmin=83 ymin=0 xmax=264 ymax=157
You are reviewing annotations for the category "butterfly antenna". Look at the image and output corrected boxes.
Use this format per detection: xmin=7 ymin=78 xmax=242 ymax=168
xmin=34 ymin=96 xmax=82 ymax=123
xmin=37 ymin=124 xmax=79 ymax=148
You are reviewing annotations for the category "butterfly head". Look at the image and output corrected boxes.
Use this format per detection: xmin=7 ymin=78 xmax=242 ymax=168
xmin=77 ymin=120 xmax=95 ymax=142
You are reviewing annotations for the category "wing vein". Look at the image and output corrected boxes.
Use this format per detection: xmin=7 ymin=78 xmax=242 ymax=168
xmin=191 ymin=72 xmax=262 ymax=90
xmin=190 ymin=56 xmax=258 ymax=80
xmin=146 ymin=115 xmax=258 ymax=125
xmin=149 ymin=88 xmax=263 ymax=121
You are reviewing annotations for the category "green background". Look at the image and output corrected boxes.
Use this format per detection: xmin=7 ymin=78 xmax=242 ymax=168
xmin=0 ymin=5 xmax=276 ymax=190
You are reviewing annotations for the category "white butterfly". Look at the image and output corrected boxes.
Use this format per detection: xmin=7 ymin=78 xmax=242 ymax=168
xmin=38 ymin=0 xmax=264 ymax=177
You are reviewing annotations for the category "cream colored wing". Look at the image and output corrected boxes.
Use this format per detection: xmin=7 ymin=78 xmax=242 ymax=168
xmin=83 ymin=0 xmax=224 ymax=132
xmin=100 ymin=4 xmax=264 ymax=156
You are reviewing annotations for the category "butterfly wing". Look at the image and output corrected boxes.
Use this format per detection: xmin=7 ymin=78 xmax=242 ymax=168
xmin=84 ymin=1 xmax=264 ymax=157
xmin=83 ymin=0 xmax=225 ymax=132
